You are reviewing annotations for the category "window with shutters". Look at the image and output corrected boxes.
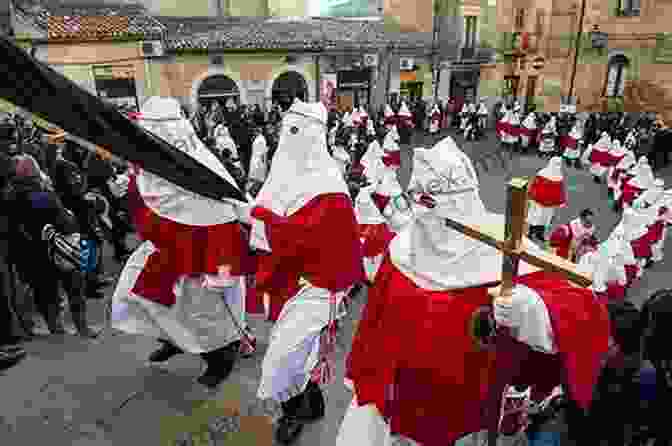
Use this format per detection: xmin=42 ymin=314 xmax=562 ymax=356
xmin=618 ymin=0 xmax=640 ymax=16
xmin=605 ymin=56 xmax=628 ymax=97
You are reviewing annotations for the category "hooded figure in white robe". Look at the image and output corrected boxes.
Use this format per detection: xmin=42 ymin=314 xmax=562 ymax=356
xmin=381 ymin=130 xmax=401 ymax=170
xmin=526 ymin=156 xmax=567 ymax=242
xmin=250 ymin=100 xmax=364 ymax=444
xmin=355 ymin=184 xmax=390 ymax=282
xmin=429 ymin=104 xmax=441 ymax=134
xmin=338 ymin=135 xmax=609 ymax=446
xmin=606 ymin=141 xmax=630 ymax=195
xmin=520 ymin=112 xmax=538 ymax=149
xmin=360 ymin=138 xmax=386 ymax=184
xmin=582 ymin=132 xmax=611 ymax=180
xmin=562 ymin=120 xmax=583 ymax=162
xmin=248 ymin=131 xmax=269 ymax=185
xmin=538 ymin=116 xmax=557 ymax=155
xmin=111 ymin=97 xmax=253 ymax=389
xmin=612 ymin=151 xmax=637 ymax=203
xmin=612 ymin=207 xmax=651 ymax=276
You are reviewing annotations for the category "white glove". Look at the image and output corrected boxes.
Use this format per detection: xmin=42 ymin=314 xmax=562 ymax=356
xmin=493 ymin=294 xmax=514 ymax=328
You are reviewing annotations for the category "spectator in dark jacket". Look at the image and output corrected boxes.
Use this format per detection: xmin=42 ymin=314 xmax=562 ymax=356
xmin=6 ymin=156 xmax=98 ymax=337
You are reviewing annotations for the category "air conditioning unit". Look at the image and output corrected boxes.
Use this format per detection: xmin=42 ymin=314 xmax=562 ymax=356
xmin=141 ymin=41 xmax=164 ymax=58
xmin=363 ymin=53 xmax=378 ymax=67
xmin=400 ymin=57 xmax=414 ymax=70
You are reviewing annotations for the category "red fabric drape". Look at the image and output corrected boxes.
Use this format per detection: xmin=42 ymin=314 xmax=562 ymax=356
xmin=128 ymin=174 xmax=252 ymax=307
xmin=528 ymin=176 xmax=567 ymax=207
xmin=251 ymin=193 xmax=365 ymax=321
xmin=346 ymin=258 xmax=610 ymax=446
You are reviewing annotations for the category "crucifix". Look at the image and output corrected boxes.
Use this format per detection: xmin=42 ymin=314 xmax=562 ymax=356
xmin=443 ymin=177 xmax=592 ymax=446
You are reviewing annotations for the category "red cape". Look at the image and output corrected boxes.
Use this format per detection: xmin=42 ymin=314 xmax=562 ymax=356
xmin=548 ymin=224 xmax=573 ymax=259
xmin=382 ymin=151 xmax=401 ymax=167
xmin=346 ymin=257 xmax=609 ymax=446
xmin=528 ymin=175 xmax=567 ymax=207
xmin=251 ymin=194 xmax=365 ymax=321
xmin=589 ymin=147 xmax=610 ymax=166
xmin=619 ymin=180 xmax=644 ymax=207
xmin=359 ymin=223 xmax=396 ymax=258
xmin=128 ymin=174 xmax=253 ymax=307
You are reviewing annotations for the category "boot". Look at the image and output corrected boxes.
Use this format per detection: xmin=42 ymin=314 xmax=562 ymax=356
xmin=197 ymin=341 xmax=240 ymax=388
xmin=593 ymin=176 xmax=601 ymax=184
xmin=70 ymin=302 xmax=99 ymax=338
xmin=148 ymin=339 xmax=184 ymax=363
xmin=276 ymin=381 xmax=325 ymax=444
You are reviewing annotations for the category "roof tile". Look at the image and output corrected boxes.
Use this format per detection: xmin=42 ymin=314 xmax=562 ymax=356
xmin=15 ymin=1 xmax=166 ymax=40
xmin=164 ymin=17 xmax=432 ymax=52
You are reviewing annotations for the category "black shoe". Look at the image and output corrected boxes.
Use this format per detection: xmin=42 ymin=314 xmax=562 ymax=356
xmin=148 ymin=340 xmax=184 ymax=363
xmin=0 ymin=348 xmax=26 ymax=371
xmin=276 ymin=415 xmax=305 ymax=445
xmin=593 ymin=176 xmax=601 ymax=184
xmin=197 ymin=341 xmax=239 ymax=389
xmin=276 ymin=382 xmax=325 ymax=444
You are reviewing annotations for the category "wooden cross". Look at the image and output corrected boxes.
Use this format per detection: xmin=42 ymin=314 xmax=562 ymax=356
xmin=443 ymin=177 xmax=592 ymax=446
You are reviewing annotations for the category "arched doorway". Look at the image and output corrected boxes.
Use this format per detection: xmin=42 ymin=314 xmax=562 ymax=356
xmin=271 ymin=71 xmax=308 ymax=104
xmin=197 ymin=75 xmax=240 ymax=110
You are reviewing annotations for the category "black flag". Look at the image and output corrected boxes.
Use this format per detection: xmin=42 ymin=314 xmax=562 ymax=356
xmin=0 ymin=36 xmax=245 ymax=203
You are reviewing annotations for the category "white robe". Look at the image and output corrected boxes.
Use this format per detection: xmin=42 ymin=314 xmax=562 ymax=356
xmin=527 ymin=200 xmax=556 ymax=228
xmin=248 ymin=135 xmax=269 ymax=183
xmin=256 ymin=282 xmax=347 ymax=403
xmin=112 ymin=241 xmax=245 ymax=354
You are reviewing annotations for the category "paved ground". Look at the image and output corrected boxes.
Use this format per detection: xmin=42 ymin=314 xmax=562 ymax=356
xmin=2 ymin=128 xmax=671 ymax=446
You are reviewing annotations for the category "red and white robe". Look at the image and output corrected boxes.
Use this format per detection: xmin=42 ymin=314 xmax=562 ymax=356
xmin=526 ymin=172 xmax=567 ymax=229
xmin=429 ymin=106 xmax=441 ymax=134
xmin=355 ymin=185 xmax=396 ymax=283
xmin=549 ymin=218 xmax=597 ymax=263
xmin=340 ymin=264 xmax=609 ymax=446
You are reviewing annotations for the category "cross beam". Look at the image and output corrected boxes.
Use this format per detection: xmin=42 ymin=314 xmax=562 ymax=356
xmin=443 ymin=177 xmax=593 ymax=295
xmin=444 ymin=177 xmax=593 ymax=446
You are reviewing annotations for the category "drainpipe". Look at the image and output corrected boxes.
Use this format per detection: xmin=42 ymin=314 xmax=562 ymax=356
xmin=568 ymin=0 xmax=586 ymax=106
xmin=315 ymin=53 xmax=321 ymax=103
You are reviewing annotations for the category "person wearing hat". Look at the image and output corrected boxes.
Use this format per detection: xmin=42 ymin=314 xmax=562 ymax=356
xmin=250 ymin=100 xmax=364 ymax=444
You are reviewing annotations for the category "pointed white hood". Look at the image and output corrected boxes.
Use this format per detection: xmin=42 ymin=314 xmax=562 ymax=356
xmin=537 ymin=156 xmax=564 ymax=181
xmin=136 ymin=96 xmax=241 ymax=226
xmin=522 ymin=113 xmax=537 ymax=129
xmin=391 ymin=136 xmax=543 ymax=290
xmin=255 ymin=100 xmax=348 ymax=216
xmin=398 ymin=102 xmax=412 ymax=117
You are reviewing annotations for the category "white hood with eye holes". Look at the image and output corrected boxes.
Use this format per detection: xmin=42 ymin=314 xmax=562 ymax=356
xmin=391 ymin=136 xmax=543 ymax=291
xmin=254 ymin=100 xmax=349 ymax=217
